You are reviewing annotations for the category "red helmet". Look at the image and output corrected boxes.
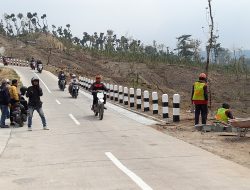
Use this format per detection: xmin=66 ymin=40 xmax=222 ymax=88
xmin=199 ymin=73 xmax=207 ymax=79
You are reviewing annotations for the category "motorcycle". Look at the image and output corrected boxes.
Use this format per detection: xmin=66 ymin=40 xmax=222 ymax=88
xmin=93 ymin=91 xmax=105 ymax=120
xmin=70 ymin=84 xmax=79 ymax=98
xmin=37 ymin=64 xmax=43 ymax=73
xmin=12 ymin=100 xmax=28 ymax=127
xmin=59 ymin=79 xmax=66 ymax=91
xmin=30 ymin=61 xmax=36 ymax=70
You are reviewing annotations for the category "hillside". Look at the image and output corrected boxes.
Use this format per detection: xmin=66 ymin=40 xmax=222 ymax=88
xmin=1 ymin=34 xmax=250 ymax=116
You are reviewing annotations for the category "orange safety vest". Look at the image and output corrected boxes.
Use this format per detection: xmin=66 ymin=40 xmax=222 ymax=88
xmin=192 ymin=82 xmax=205 ymax=101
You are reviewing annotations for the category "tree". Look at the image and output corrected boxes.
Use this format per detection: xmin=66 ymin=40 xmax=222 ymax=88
xmin=33 ymin=12 xmax=41 ymax=30
xmin=27 ymin=12 xmax=33 ymax=33
xmin=52 ymin=25 xmax=57 ymax=36
xmin=41 ymin=14 xmax=48 ymax=32
xmin=176 ymin=34 xmax=197 ymax=60
xmin=17 ymin=13 xmax=24 ymax=34
xmin=205 ymin=0 xmax=215 ymax=75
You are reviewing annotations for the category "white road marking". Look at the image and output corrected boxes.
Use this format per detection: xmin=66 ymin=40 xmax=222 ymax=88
xmin=56 ymin=99 xmax=61 ymax=105
xmin=34 ymin=73 xmax=52 ymax=93
xmin=105 ymin=152 xmax=153 ymax=190
xmin=69 ymin=114 xmax=80 ymax=125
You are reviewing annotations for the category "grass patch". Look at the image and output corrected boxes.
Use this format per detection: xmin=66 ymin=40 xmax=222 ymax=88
xmin=0 ymin=67 xmax=22 ymax=86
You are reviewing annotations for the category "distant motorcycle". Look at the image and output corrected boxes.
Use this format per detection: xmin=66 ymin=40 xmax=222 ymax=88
xmin=30 ymin=61 xmax=36 ymax=70
xmin=93 ymin=91 xmax=105 ymax=120
xmin=37 ymin=64 xmax=43 ymax=73
xmin=70 ymin=84 xmax=79 ymax=98
xmin=59 ymin=79 xmax=66 ymax=91
xmin=2 ymin=57 xmax=8 ymax=66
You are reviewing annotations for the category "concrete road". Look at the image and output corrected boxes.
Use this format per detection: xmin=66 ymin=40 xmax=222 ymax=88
xmin=0 ymin=65 xmax=250 ymax=190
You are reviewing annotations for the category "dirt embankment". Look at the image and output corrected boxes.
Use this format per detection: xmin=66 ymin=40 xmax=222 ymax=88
xmin=1 ymin=34 xmax=250 ymax=117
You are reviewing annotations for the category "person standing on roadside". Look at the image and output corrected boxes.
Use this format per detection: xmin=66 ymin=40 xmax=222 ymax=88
xmin=0 ymin=79 xmax=11 ymax=128
xmin=9 ymin=79 xmax=19 ymax=126
xmin=191 ymin=73 xmax=208 ymax=126
xmin=26 ymin=77 xmax=48 ymax=131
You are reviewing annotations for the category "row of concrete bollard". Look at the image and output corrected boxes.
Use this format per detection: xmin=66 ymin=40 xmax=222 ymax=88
xmin=79 ymin=77 xmax=180 ymax=122
xmin=3 ymin=58 xmax=29 ymax=67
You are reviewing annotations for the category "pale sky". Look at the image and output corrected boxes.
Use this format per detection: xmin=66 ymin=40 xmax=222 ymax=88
xmin=1 ymin=0 xmax=249 ymax=50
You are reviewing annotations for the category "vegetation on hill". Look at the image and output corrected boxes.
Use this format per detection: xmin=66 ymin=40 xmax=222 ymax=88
xmin=0 ymin=12 xmax=249 ymax=115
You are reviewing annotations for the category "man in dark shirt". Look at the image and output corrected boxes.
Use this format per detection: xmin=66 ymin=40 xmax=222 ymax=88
xmin=26 ymin=77 xmax=48 ymax=131
xmin=0 ymin=79 xmax=11 ymax=128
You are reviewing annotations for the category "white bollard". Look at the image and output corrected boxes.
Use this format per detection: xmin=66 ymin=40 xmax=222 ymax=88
xmin=110 ymin=84 xmax=114 ymax=100
xmin=162 ymin=94 xmax=169 ymax=119
xmin=87 ymin=79 xmax=91 ymax=90
xmin=118 ymin=86 xmax=123 ymax=103
xmin=173 ymin=94 xmax=180 ymax=122
xmin=152 ymin=92 xmax=158 ymax=114
xmin=114 ymin=85 xmax=118 ymax=101
xmin=123 ymin=87 xmax=128 ymax=105
xmin=136 ymin=89 xmax=142 ymax=109
xmin=90 ymin=79 xmax=94 ymax=90
xmin=143 ymin=90 xmax=150 ymax=112
xmin=106 ymin=83 xmax=110 ymax=98
xmin=85 ymin=78 xmax=88 ymax=90
xmin=83 ymin=77 xmax=86 ymax=88
xmin=129 ymin=88 xmax=135 ymax=107
xmin=79 ymin=76 xmax=82 ymax=87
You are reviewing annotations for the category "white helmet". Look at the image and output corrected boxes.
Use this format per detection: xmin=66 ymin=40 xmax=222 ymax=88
xmin=72 ymin=74 xmax=76 ymax=78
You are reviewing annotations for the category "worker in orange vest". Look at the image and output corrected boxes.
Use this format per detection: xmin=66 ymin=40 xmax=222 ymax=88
xmin=191 ymin=73 xmax=208 ymax=126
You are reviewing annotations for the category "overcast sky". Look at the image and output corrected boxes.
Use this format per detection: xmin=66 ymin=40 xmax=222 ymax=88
xmin=1 ymin=0 xmax=249 ymax=50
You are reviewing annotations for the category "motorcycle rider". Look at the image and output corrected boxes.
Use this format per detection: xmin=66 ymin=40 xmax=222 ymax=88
xmin=0 ymin=79 xmax=11 ymax=128
xmin=2 ymin=56 xmax=8 ymax=66
xmin=36 ymin=60 xmax=43 ymax=72
xmin=30 ymin=57 xmax=36 ymax=70
xmin=89 ymin=75 xmax=108 ymax=110
xmin=58 ymin=70 xmax=66 ymax=87
xmin=26 ymin=77 xmax=48 ymax=131
xmin=68 ymin=74 xmax=79 ymax=94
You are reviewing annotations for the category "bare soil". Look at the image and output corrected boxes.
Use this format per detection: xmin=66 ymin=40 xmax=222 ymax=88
xmin=155 ymin=117 xmax=250 ymax=169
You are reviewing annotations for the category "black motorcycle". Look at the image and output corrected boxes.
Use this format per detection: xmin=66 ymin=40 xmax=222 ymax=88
xmin=71 ymin=84 xmax=79 ymax=98
xmin=59 ymin=79 xmax=66 ymax=91
xmin=37 ymin=64 xmax=43 ymax=73
xmin=12 ymin=100 xmax=27 ymax=127
xmin=93 ymin=91 xmax=105 ymax=120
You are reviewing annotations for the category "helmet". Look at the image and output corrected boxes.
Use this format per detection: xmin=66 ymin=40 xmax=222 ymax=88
xmin=20 ymin=86 xmax=28 ymax=95
xmin=222 ymin=103 xmax=230 ymax=109
xmin=95 ymin=74 xmax=102 ymax=80
xmin=1 ymin=79 xmax=7 ymax=85
xmin=6 ymin=79 xmax=10 ymax=84
xmin=31 ymin=77 xmax=39 ymax=84
xmin=199 ymin=73 xmax=207 ymax=79
xmin=72 ymin=74 xmax=76 ymax=78
xmin=37 ymin=60 xmax=42 ymax=64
